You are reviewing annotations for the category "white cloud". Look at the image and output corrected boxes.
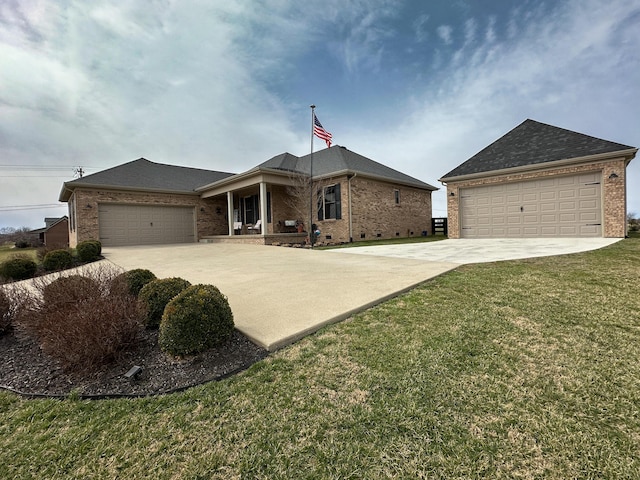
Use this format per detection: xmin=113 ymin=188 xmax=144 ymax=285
xmin=413 ymin=14 xmax=430 ymax=42
xmin=436 ymin=24 xmax=453 ymax=45
xmin=346 ymin=0 xmax=640 ymax=219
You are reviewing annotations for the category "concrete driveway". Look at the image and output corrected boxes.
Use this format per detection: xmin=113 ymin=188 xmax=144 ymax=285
xmin=325 ymin=237 xmax=620 ymax=264
xmin=102 ymin=238 xmax=618 ymax=351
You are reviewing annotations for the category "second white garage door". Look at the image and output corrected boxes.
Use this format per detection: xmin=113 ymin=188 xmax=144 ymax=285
xmin=460 ymin=172 xmax=602 ymax=238
xmin=98 ymin=204 xmax=196 ymax=246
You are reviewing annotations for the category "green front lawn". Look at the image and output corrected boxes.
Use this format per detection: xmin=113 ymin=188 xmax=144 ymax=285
xmin=1 ymin=238 xmax=639 ymax=478
xmin=0 ymin=244 xmax=37 ymax=263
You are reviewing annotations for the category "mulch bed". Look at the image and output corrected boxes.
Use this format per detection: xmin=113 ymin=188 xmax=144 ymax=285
xmin=0 ymin=329 xmax=268 ymax=399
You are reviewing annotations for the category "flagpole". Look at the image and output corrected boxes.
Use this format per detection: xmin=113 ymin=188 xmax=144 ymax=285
xmin=309 ymin=104 xmax=315 ymax=249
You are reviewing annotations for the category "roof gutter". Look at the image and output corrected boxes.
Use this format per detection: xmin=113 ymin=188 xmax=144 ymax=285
xmin=314 ymin=169 xmax=438 ymax=191
xmin=195 ymin=166 xmax=298 ymax=192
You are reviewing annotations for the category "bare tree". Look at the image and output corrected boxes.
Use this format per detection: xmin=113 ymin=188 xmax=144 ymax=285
xmin=628 ymin=212 xmax=638 ymax=234
xmin=283 ymin=171 xmax=313 ymax=233
xmin=283 ymin=170 xmax=335 ymax=242
xmin=0 ymin=227 xmax=37 ymax=247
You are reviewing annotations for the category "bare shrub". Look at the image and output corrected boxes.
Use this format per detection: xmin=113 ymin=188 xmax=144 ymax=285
xmin=0 ymin=288 xmax=12 ymax=335
xmin=42 ymin=275 xmax=101 ymax=309
xmin=0 ymin=283 xmax=37 ymax=336
xmin=16 ymin=264 xmax=145 ymax=373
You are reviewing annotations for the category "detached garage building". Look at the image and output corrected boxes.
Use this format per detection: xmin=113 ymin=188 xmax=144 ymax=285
xmin=440 ymin=120 xmax=637 ymax=239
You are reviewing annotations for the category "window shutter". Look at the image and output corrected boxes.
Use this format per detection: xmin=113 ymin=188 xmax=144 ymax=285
xmin=317 ymin=189 xmax=324 ymax=221
xmin=267 ymin=191 xmax=272 ymax=223
xmin=335 ymin=183 xmax=342 ymax=219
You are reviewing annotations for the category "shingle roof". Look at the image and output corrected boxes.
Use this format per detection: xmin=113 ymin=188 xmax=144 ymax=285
xmin=59 ymin=158 xmax=234 ymax=200
xmin=258 ymin=145 xmax=437 ymax=190
xmin=30 ymin=216 xmax=68 ymax=234
xmin=440 ymin=119 xmax=636 ymax=180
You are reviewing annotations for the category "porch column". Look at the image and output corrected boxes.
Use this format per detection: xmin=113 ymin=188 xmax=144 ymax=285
xmin=259 ymin=181 xmax=268 ymax=236
xmin=227 ymin=191 xmax=235 ymax=236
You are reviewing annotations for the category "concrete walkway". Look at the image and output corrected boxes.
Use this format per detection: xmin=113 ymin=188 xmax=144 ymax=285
xmin=99 ymin=238 xmax=620 ymax=351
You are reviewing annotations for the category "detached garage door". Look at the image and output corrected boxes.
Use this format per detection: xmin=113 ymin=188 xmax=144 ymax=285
xmin=98 ymin=204 xmax=195 ymax=246
xmin=460 ymin=173 xmax=602 ymax=238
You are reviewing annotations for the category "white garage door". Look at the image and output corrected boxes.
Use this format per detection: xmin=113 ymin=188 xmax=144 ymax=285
xmin=98 ymin=204 xmax=195 ymax=246
xmin=460 ymin=173 xmax=602 ymax=238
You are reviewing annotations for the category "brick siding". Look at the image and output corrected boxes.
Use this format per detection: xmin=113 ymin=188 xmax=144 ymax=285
xmin=68 ymin=179 xmax=434 ymax=247
xmin=317 ymin=176 xmax=433 ymax=244
xmin=44 ymin=220 xmax=69 ymax=247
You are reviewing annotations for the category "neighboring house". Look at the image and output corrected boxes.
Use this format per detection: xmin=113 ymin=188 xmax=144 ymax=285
xmin=30 ymin=217 xmax=69 ymax=247
xmin=59 ymin=146 xmax=437 ymax=247
xmin=439 ymin=119 xmax=637 ymax=239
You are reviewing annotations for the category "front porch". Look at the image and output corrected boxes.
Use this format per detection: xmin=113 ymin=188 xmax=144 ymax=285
xmin=200 ymin=232 xmax=308 ymax=246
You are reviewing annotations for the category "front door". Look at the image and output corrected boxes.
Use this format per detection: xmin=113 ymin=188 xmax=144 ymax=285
xmin=243 ymin=195 xmax=259 ymax=224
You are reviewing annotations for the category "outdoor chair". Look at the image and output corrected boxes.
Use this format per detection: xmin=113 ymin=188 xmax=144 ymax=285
xmin=247 ymin=219 xmax=261 ymax=234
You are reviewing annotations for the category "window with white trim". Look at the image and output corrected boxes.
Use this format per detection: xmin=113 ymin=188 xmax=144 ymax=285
xmin=317 ymin=183 xmax=342 ymax=220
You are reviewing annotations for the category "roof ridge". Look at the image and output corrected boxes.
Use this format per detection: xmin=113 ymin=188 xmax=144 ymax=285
xmin=440 ymin=120 xmax=635 ymax=180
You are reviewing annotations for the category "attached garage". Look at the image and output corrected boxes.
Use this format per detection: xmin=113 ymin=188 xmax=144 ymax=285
xmin=440 ymin=119 xmax=637 ymax=239
xmin=59 ymin=158 xmax=235 ymax=247
xmin=460 ymin=172 xmax=602 ymax=238
xmin=98 ymin=204 xmax=195 ymax=247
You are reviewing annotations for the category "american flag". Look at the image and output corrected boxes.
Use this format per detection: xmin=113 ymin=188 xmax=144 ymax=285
xmin=313 ymin=114 xmax=333 ymax=148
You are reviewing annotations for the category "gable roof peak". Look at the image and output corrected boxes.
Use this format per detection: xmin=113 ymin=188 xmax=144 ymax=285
xmin=440 ymin=119 xmax=636 ymax=180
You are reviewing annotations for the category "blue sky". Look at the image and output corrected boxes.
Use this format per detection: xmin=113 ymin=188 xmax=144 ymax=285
xmin=1 ymin=0 xmax=639 ymax=229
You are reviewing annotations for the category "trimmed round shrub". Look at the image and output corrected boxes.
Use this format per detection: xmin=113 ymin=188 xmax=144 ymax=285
xmin=91 ymin=240 xmax=102 ymax=256
xmin=159 ymin=284 xmax=234 ymax=356
xmin=138 ymin=277 xmax=191 ymax=328
xmin=42 ymin=275 xmax=101 ymax=309
xmin=76 ymin=240 xmax=102 ymax=262
xmin=43 ymin=249 xmax=73 ymax=271
xmin=114 ymin=269 xmax=157 ymax=297
xmin=37 ymin=245 xmax=62 ymax=262
xmin=0 ymin=256 xmax=38 ymax=281
xmin=0 ymin=289 xmax=11 ymax=335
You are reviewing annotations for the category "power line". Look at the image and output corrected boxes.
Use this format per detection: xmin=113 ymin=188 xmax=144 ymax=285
xmin=1 ymin=175 xmax=77 ymax=178
xmin=0 ymin=164 xmax=96 ymax=169
xmin=0 ymin=164 xmax=93 ymax=178
xmin=0 ymin=203 xmax=65 ymax=212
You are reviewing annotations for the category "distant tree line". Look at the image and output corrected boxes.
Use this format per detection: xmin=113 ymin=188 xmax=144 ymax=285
xmin=628 ymin=212 xmax=639 ymax=234
xmin=0 ymin=227 xmax=38 ymax=248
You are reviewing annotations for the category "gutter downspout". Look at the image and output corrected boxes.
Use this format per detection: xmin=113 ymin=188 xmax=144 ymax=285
xmin=348 ymin=172 xmax=357 ymax=242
